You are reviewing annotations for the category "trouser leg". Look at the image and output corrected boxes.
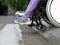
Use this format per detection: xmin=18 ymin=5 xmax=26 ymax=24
xmin=24 ymin=0 xmax=40 ymax=18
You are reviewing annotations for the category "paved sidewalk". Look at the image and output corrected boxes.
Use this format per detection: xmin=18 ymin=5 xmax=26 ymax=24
xmin=20 ymin=25 xmax=47 ymax=45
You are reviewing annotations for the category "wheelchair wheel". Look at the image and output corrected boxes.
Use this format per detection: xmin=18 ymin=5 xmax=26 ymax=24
xmin=40 ymin=25 xmax=46 ymax=32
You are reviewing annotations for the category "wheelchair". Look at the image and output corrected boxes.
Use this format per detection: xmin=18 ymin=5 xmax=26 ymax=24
xmin=28 ymin=0 xmax=60 ymax=32
xmin=28 ymin=0 xmax=49 ymax=32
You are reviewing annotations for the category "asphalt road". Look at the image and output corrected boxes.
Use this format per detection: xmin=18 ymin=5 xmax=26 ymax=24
xmin=0 ymin=16 xmax=18 ymax=31
xmin=0 ymin=16 xmax=19 ymax=23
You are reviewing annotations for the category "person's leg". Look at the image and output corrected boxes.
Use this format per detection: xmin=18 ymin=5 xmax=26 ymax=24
xmin=14 ymin=0 xmax=40 ymax=24
xmin=20 ymin=0 xmax=40 ymax=25
xmin=24 ymin=0 xmax=40 ymax=18
xmin=21 ymin=0 xmax=40 ymax=23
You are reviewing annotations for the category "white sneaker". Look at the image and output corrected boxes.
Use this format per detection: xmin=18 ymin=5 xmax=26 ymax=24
xmin=15 ymin=11 xmax=24 ymax=17
xmin=19 ymin=17 xmax=31 ymax=25
xmin=19 ymin=20 xmax=31 ymax=25
xmin=14 ymin=20 xmax=20 ymax=23
xmin=14 ymin=17 xmax=31 ymax=25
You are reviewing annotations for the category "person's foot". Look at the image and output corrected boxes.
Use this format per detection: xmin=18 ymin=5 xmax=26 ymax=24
xmin=19 ymin=17 xmax=31 ymax=25
xmin=14 ymin=17 xmax=31 ymax=25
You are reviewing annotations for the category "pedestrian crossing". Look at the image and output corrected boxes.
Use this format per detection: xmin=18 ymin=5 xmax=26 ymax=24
xmin=0 ymin=24 xmax=2 ymax=27
xmin=0 ymin=24 xmax=25 ymax=45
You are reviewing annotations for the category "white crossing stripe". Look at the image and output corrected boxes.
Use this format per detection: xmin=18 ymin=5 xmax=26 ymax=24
xmin=0 ymin=24 xmax=25 ymax=45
